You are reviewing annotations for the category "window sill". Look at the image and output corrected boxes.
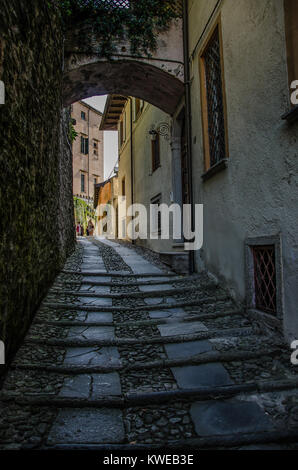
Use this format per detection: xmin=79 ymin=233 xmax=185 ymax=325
xmin=201 ymin=158 xmax=228 ymax=182
xmin=151 ymin=165 xmax=161 ymax=175
xmin=281 ymin=105 xmax=298 ymax=123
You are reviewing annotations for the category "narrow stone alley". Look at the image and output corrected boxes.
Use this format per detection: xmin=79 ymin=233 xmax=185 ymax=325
xmin=1 ymin=239 xmax=298 ymax=450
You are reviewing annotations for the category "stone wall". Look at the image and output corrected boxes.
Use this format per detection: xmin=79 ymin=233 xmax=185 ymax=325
xmin=0 ymin=0 xmax=75 ymax=362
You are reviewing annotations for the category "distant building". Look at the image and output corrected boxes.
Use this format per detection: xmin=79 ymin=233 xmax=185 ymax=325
xmin=71 ymin=101 xmax=104 ymax=202
xmin=99 ymin=95 xmax=189 ymax=273
xmin=94 ymin=174 xmax=119 ymax=238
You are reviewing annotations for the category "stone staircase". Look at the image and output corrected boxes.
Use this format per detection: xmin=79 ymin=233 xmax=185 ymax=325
xmin=1 ymin=238 xmax=298 ymax=450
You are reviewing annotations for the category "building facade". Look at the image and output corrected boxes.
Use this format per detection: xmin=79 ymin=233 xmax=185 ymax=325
xmin=95 ymin=0 xmax=298 ymax=342
xmin=186 ymin=0 xmax=298 ymax=341
xmin=72 ymin=101 xmax=104 ymax=202
xmin=94 ymin=174 xmax=119 ymax=239
xmin=99 ymin=95 xmax=189 ymax=272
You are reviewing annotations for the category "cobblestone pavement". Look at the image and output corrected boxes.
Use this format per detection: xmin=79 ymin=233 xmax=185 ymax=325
xmin=1 ymin=237 xmax=298 ymax=449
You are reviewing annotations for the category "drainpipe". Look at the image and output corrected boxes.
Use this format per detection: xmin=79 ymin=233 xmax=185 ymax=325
xmin=183 ymin=0 xmax=195 ymax=274
xmin=87 ymin=108 xmax=90 ymax=201
xmin=130 ymin=98 xmax=135 ymax=245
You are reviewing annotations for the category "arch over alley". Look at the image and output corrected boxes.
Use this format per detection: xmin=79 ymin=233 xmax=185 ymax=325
xmin=63 ymin=19 xmax=185 ymax=115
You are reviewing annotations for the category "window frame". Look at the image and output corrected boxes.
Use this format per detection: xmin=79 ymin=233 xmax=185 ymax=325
xmin=80 ymin=136 xmax=89 ymax=155
xmin=199 ymin=17 xmax=229 ymax=173
xmin=151 ymin=133 xmax=161 ymax=173
xmin=119 ymin=112 xmax=126 ymax=147
xmin=151 ymin=193 xmax=162 ymax=235
xmin=81 ymin=173 xmax=86 ymax=193
xmin=245 ymin=234 xmax=284 ymax=322
xmin=284 ymin=0 xmax=298 ymax=93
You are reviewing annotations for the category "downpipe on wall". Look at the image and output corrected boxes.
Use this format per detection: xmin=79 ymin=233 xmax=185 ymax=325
xmin=183 ymin=0 xmax=195 ymax=274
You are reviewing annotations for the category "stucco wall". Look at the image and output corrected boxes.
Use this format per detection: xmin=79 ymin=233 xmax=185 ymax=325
xmin=189 ymin=0 xmax=298 ymax=341
xmin=118 ymin=99 xmax=174 ymax=252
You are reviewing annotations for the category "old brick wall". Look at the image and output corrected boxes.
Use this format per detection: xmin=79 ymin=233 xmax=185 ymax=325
xmin=0 ymin=0 xmax=75 ymax=362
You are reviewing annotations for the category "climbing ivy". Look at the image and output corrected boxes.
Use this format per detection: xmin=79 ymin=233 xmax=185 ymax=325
xmin=69 ymin=118 xmax=78 ymax=143
xmin=57 ymin=0 xmax=180 ymax=57
xmin=74 ymin=196 xmax=96 ymax=231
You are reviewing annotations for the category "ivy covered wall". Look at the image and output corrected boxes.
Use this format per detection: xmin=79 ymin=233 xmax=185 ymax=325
xmin=0 ymin=0 xmax=75 ymax=363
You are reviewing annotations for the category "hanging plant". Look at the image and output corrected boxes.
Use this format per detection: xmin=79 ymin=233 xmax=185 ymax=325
xmin=57 ymin=0 xmax=181 ymax=57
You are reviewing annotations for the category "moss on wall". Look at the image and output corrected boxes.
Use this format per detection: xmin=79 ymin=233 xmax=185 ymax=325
xmin=0 ymin=0 xmax=75 ymax=362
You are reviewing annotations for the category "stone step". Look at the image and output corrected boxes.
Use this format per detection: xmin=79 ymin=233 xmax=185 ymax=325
xmin=62 ymin=270 xmax=175 ymax=278
xmin=3 ymin=376 xmax=298 ymax=408
xmin=48 ymin=285 xmax=220 ymax=299
xmin=25 ymin=327 xmax=254 ymax=347
xmin=13 ymin=347 xmax=281 ymax=374
xmin=33 ymin=310 xmax=244 ymax=328
xmin=53 ymin=276 xmax=215 ymax=288
xmin=23 ymin=426 xmax=298 ymax=449
xmin=42 ymin=296 xmax=231 ymax=312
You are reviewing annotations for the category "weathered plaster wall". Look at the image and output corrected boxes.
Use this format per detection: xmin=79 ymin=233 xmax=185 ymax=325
xmin=118 ymin=99 xmax=175 ymax=253
xmin=0 ymin=0 xmax=75 ymax=361
xmin=189 ymin=0 xmax=298 ymax=341
xmin=63 ymin=20 xmax=184 ymax=115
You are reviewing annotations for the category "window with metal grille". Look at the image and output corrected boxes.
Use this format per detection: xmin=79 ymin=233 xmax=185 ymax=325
xmin=284 ymin=0 xmax=298 ymax=89
xmin=200 ymin=24 xmax=227 ymax=170
xmin=101 ymin=0 xmax=130 ymax=9
xmin=252 ymin=245 xmax=277 ymax=314
xmin=151 ymin=133 xmax=160 ymax=172
xmin=151 ymin=194 xmax=162 ymax=235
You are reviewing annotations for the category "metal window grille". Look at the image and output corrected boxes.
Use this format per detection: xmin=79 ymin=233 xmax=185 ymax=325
xmin=151 ymin=194 xmax=162 ymax=235
xmin=75 ymin=0 xmax=182 ymax=15
xmin=252 ymin=245 xmax=277 ymax=314
xmin=151 ymin=133 xmax=160 ymax=172
xmin=203 ymin=26 xmax=226 ymax=167
xmin=85 ymin=0 xmax=130 ymax=9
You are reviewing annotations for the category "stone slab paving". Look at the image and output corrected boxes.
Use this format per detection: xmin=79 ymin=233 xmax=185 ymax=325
xmin=76 ymin=296 xmax=113 ymax=307
xmin=79 ymin=285 xmax=111 ymax=294
xmin=82 ymin=276 xmax=112 ymax=283
xmin=139 ymin=284 xmax=174 ymax=292
xmin=165 ymin=340 xmax=213 ymax=359
xmin=172 ymin=364 xmax=234 ymax=389
xmin=63 ymin=347 xmax=121 ymax=367
xmin=190 ymin=400 xmax=273 ymax=436
xmin=158 ymin=321 xmax=208 ymax=337
xmin=149 ymin=308 xmax=186 ymax=319
xmin=85 ymin=312 xmax=113 ymax=322
xmin=47 ymin=409 xmax=125 ymax=445
xmin=0 ymin=237 xmax=295 ymax=449
xmin=67 ymin=326 xmax=115 ymax=340
xmin=59 ymin=373 xmax=122 ymax=399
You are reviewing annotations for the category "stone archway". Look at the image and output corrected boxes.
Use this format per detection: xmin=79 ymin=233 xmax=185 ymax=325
xmin=62 ymin=17 xmax=185 ymax=115
xmin=63 ymin=60 xmax=184 ymax=115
